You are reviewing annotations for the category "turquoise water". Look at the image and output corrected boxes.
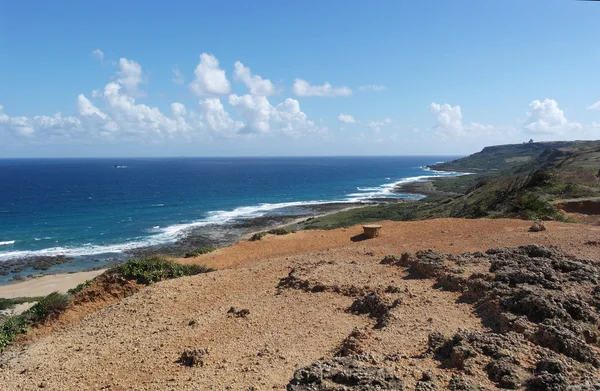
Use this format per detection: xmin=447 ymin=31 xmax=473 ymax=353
xmin=0 ymin=156 xmax=460 ymax=268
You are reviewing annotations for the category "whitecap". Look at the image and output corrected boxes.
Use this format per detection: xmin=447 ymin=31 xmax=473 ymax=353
xmin=0 ymin=240 xmax=15 ymax=246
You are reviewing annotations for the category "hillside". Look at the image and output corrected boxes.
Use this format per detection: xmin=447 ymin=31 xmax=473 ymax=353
xmin=1 ymin=219 xmax=600 ymax=390
xmin=296 ymin=140 xmax=600 ymax=230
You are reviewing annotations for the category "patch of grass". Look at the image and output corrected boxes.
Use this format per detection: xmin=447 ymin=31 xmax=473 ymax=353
xmin=267 ymin=228 xmax=295 ymax=235
xmin=0 ymin=291 xmax=71 ymax=352
xmin=109 ymin=255 xmax=214 ymax=285
xmin=0 ymin=315 xmax=28 ymax=351
xmin=24 ymin=292 xmax=71 ymax=324
xmin=67 ymin=279 xmax=93 ymax=295
xmin=184 ymin=246 xmax=217 ymax=258
xmin=0 ymin=296 xmax=43 ymax=311
xmin=249 ymin=232 xmax=267 ymax=241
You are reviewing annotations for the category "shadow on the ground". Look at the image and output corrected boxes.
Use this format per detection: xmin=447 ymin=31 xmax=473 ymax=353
xmin=350 ymin=234 xmax=370 ymax=242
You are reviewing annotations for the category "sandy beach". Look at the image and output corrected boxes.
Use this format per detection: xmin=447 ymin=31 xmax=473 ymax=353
xmin=0 ymin=269 xmax=105 ymax=298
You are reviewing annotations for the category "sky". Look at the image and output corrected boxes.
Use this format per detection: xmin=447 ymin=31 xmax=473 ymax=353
xmin=0 ymin=0 xmax=599 ymax=157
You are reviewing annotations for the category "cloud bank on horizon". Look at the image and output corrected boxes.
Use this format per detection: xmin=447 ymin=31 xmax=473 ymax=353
xmin=0 ymin=50 xmax=599 ymax=156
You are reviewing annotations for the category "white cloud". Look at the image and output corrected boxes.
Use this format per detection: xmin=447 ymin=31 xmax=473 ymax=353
xmin=91 ymin=49 xmax=104 ymax=64
xmin=229 ymin=94 xmax=316 ymax=136
xmin=523 ymin=99 xmax=581 ymax=134
xmin=587 ymin=101 xmax=600 ymax=110
xmin=367 ymin=118 xmax=391 ymax=132
xmin=430 ymin=103 xmax=463 ymax=134
xmin=78 ymin=94 xmax=107 ymax=120
xmin=101 ymin=82 xmax=190 ymax=137
xmin=171 ymin=102 xmax=187 ymax=117
xmin=0 ymin=104 xmax=83 ymax=138
xmin=358 ymin=85 xmax=386 ymax=92
xmin=233 ymin=61 xmax=274 ymax=96
xmin=116 ymin=58 xmax=146 ymax=97
xmin=430 ymin=102 xmax=495 ymax=136
xmin=198 ymin=98 xmax=243 ymax=134
xmin=338 ymin=113 xmax=356 ymax=123
xmin=189 ymin=53 xmax=231 ymax=96
xmin=172 ymin=66 xmax=184 ymax=85
xmin=292 ymin=79 xmax=352 ymax=97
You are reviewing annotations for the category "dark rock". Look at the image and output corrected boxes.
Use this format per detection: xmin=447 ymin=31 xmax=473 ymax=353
xmin=178 ymin=347 xmax=210 ymax=367
xmin=286 ymin=357 xmax=404 ymax=390
xmin=485 ymin=357 xmax=523 ymax=389
xmin=348 ymin=292 xmax=399 ymax=329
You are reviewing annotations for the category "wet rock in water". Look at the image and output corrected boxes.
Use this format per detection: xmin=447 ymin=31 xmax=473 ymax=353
xmin=529 ymin=221 xmax=547 ymax=232
xmin=348 ymin=292 xmax=400 ymax=328
xmin=178 ymin=347 xmax=210 ymax=367
xmin=286 ymin=357 xmax=404 ymax=391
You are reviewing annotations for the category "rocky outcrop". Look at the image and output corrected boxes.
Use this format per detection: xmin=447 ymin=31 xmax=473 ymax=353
xmin=286 ymin=357 xmax=404 ymax=391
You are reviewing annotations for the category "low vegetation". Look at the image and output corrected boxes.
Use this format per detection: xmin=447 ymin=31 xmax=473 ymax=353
xmin=296 ymin=140 xmax=600 ymax=230
xmin=250 ymin=228 xmax=296 ymax=241
xmin=0 ymin=296 xmax=43 ymax=311
xmin=0 ymin=292 xmax=70 ymax=351
xmin=183 ymin=246 xmax=216 ymax=258
xmin=108 ymin=255 xmax=214 ymax=285
xmin=67 ymin=279 xmax=93 ymax=295
xmin=249 ymin=232 xmax=267 ymax=241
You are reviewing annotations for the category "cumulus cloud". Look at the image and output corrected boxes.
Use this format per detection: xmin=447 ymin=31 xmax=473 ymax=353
xmin=0 ymin=54 xmax=326 ymax=145
xmin=189 ymin=53 xmax=231 ymax=96
xmin=430 ymin=102 xmax=493 ymax=136
xmin=587 ymin=101 xmax=600 ymax=110
xmin=523 ymin=99 xmax=580 ymax=134
xmin=358 ymin=85 xmax=386 ymax=92
xmin=91 ymin=49 xmax=104 ymax=64
xmin=233 ymin=61 xmax=274 ymax=96
xmin=292 ymin=79 xmax=352 ymax=97
xmin=0 ymin=104 xmax=83 ymax=138
xmin=171 ymin=102 xmax=187 ymax=117
xmin=338 ymin=113 xmax=356 ymax=123
xmin=116 ymin=58 xmax=146 ymax=97
xmin=367 ymin=118 xmax=391 ymax=132
xmin=229 ymin=94 xmax=316 ymax=136
xmin=198 ymin=98 xmax=243 ymax=134
xmin=172 ymin=66 xmax=184 ymax=85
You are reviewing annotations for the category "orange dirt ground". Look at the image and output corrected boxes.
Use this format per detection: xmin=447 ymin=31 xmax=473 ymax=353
xmin=1 ymin=218 xmax=599 ymax=390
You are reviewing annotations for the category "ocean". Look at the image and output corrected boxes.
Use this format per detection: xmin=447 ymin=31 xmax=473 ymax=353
xmin=0 ymin=156 xmax=460 ymax=283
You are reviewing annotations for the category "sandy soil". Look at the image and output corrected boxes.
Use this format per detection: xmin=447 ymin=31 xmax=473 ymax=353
xmin=1 ymin=218 xmax=599 ymax=390
xmin=0 ymin=270 xmax=105 ymax=299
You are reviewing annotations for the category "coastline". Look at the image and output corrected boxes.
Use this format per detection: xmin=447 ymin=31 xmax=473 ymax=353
xmin=0 ymin=165 xmax=459 ymax=290
xmin=0 ymin=200 xmax=402 ymax=296
xmin=0 ymin=269 xmax=105 ymax=298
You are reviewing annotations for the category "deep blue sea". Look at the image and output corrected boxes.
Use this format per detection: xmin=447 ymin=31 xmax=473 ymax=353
xmin=0 ymin=156 xmax=459 ymax=280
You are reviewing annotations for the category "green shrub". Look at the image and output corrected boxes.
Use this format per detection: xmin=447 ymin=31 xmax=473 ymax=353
xmin=24 ymin=292 xmax=70 ymax=324
xmin=110 ymin=256 xmax=214 ymax=285
xmin=0 ymin=315 xmax=28 ymax=351
xmin=513 ymin=193 xmax=562 ymax=220
xmin=184 ymin=246 xmax=217 ymax=258
xmin=267 ymin=228 xmax=295 ymax=235
xmin=0 ymin=296 xmax=42 ymax=311
xmin=67 ymin=279 xmax=93 ymax=295
xmin=249 ymin=232 xmax=267 ymax=241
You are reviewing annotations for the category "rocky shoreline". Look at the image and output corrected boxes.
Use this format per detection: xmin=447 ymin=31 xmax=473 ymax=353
xmin=0 ymin=200 xmax=406 ymax=285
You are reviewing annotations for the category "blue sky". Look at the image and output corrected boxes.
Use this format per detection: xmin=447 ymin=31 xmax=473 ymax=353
xmin=1 ymin=0 xmax=599 ymax=157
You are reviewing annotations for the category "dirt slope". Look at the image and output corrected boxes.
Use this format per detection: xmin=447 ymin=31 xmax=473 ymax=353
xmin=1 ymin=218 xmax=599 ymax=390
